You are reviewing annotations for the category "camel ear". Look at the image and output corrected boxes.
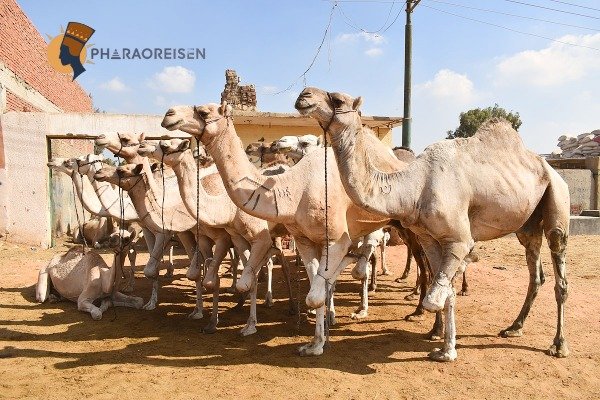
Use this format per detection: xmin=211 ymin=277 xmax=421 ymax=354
xmin=352 ymin=96 xmax=363 ymax=111
xmin=220 ymin=101 xmax=233 ymax=117
xmin=139 ymin=132 xmax=146 ymax=142
xmin=179 ymin=140 xmax=190 ymax=151
xmin=132 ymin=164 xmax=144 ymax=175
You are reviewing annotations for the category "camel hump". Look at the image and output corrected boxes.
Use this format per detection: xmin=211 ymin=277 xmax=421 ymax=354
xmin=473 ymin=118 xmax=522 ymax=146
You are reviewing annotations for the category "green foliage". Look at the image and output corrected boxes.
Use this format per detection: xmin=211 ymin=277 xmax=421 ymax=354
xmin=446 ymin=104 xmax=522 ymax=139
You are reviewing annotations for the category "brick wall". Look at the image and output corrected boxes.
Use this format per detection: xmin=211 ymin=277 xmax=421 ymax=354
xmin=0 ymin=0 xmax=93 ymax=112
xmin=5 ymin=90 xmax=41 ymax=112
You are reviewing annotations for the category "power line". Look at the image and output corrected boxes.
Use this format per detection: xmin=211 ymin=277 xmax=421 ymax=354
xmin=272 ymin=3 xmax=337 ymax=95
xmin=500 ymin=0 xmax=600 ymax=20
xmin=422 ymin=4 xmax=600 ymax=51
xmin=545 ymin=0 xmax=600 ymax=13
xmin=337 ymin=0 xmax=398 ymax=34
xmin=425 ymin=0 xmax=600 ymax=32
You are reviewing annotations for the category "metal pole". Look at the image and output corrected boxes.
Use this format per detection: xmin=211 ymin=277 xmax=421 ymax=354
xmin=402 ymin=1 xmax=414 ymax=148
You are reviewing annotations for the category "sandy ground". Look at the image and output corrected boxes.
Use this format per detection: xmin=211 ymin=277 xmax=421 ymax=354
xmin=1 ymin=235 xmax=599 ymax=400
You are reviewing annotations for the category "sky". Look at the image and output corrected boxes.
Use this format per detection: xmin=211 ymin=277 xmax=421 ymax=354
xmin=19 ymin=0 xmax=600 ymax=153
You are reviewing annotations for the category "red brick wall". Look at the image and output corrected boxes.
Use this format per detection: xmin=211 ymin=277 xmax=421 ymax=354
xmin=0 ymin=0 xmax=93 ymax=112
xmin=5 ymin=90 xmax=41 ymax=112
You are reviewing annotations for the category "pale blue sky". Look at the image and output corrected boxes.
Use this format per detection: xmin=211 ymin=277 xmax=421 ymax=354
xmin=20 ymin=0 xmax=600 ymax=153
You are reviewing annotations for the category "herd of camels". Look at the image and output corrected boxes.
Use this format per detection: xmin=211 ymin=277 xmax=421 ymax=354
xmin=37 ymin=87 xmax=570 ymax=362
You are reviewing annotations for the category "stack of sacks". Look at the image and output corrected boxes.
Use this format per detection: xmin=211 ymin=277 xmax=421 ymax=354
xmin=554 ymin=130 xmax=600 ymax=158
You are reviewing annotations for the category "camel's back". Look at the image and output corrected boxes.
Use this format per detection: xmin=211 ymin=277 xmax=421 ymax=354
xmin=417 ymin=118 xmax=552 ymax=239
xmin=49 ymin=251 xmax=106 ymax=301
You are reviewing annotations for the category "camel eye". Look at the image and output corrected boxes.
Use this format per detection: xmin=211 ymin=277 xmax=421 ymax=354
xmin=332 ymin=97 xmax=344 ymax=107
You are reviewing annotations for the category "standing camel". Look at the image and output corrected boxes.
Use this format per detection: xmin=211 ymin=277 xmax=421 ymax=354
xmin=295 ymin=87 xmax=570 ymax=362
xmin=161 ymin=102 xmax=390 ymax=356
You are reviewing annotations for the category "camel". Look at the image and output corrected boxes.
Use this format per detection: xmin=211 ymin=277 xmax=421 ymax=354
xmin=295 ymin=87 xmax=570 ymax=362
xmin=274 ymin=134 xmax=322 ymax=163
xmin=245 ymin=140 xmax=294 ymax=167
xmin=47 ymin=158 xmax=140 ymax=292
xmin=94 ymin=133 xmax=201 ymax=311
xmin=36 ymin=229 xmax=143 ymax=320
xmin=72 ymin=216 xmax=115 ymax=248
xmin=137 ymin=138 xmax=296 ymax=335
xmin=161 ymin=102 xmax=391 ymax=356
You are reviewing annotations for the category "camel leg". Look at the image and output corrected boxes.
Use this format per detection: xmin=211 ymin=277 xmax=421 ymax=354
xmin=293 ymin=238 xmax=321 ymax=355
xmin=204 ymin=266 xmax=220 ymax=334
xmin=36 ymin=266 xmax=51 ymax=302
xmin=240 ymin=273 xmax=259 ymax=336
xmin=187 ymin=235 xmax=213 ymax=281
xmin=143 ymin=232 xmax=171 ymax=278
xmin=427 ymin=311 xmax=444 ymax=340
xmin=351 ymin=268 xmax=369 ymax=320
xmin=405 ymin=247 xmax=429 ymax=321
xmin=175 ymin=231 xmax=197 ymax=278
xmin=369 ymin=252 xmax=378 ymax=292
xmin=458 ymin=271 xmax=469 ymax=296
xmin=275 ymin=247 xmax=298 ymax=315
xmin=203 ymin=238 xmax=230 ymax=290
xmin=112 ymin=291 xmax=144 ymax=309
xmin=121 ymin=248 xmax=136 ymax=293
xmin=229 ymin=235 xmax=250 ymax=293
xmin=380 ymin=233 xmax=390 ymax=275
xmin=301 ymin=236 xmax=354 ymax=356
xmin=397 ymin=231 xmax=413 ymax=281
xmin=77 ymin=270 xmax=103 ymax=320
xmin=235 ymin=230 xmax=275 ymax=293
xmin=143 ymin=279 xmax=160 ymax=310
xmin=546 ymin=228 xmax=569 ymax=357
xmin=188 ymin=279 xmax=204 ymax=320
xmin=165 ymin=243 xmax=175 ymax=278
xmin=429 ymin=290 xmax=457 ymax=362
xmin=264 ymin=258 xmax=274 ymax=307
xmin=500 ymin=210 xmax=544 ymax=338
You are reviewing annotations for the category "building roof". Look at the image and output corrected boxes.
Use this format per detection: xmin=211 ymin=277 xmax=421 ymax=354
xmin=232 ymin=110 xmax=403 ymax=130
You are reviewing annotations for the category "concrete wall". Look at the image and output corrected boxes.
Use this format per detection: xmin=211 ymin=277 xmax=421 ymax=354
xmin=555 ymin=168 xmax=594 ymax=215
xmin=0 ymin=111 xmax=394 ymax=247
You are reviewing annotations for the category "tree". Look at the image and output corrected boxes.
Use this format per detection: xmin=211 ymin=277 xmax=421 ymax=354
xmin=446 ymin=104 xmax=522 ymax=139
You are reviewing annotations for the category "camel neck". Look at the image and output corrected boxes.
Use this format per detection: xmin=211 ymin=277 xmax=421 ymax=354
xmin=202 ymin=121 xmax=298 ymax=223
xmin=85 ymin=170 xmax=139 ymax=221
xmin=328 ymin=118 xmax=422 ymax=224
xmin=70 ymin=171 xmax=107 ymax=217
xmin=170 ymin=151 xmax=234 ymax=226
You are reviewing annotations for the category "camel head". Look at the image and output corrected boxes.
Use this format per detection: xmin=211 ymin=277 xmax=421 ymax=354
xmin=47 ymin=157 xmax=81 ymax=176
xmin=95 ymin=132 xmax=145 ymax=159
xmin=295 ymin=87 xmax=363 ymax=138
xmin=136 ymin=140 xmax=162 ymax=160
xmin=161 ymin=102 xmax=233 ymax=145
xmin=93 ymin=163 xmax=142 ymax=190
xmin=75 ymin=154 xmax=104 ymax=176
xmin=107 ymin=229 xmax=135 ymax=251
xmin=274 ymin=134 xmax=322 ymax=162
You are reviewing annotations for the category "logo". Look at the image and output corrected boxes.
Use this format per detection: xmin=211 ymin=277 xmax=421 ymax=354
xmin=47 ymin=22 xmax=95 ymax=80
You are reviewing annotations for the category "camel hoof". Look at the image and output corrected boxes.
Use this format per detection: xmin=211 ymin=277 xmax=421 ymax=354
xmin=264 ymin=292 xmax=274 ymax=308
xmin=226 ymin=286 xmax=238 ymax=294
xmin=298 ymin=343 xmax=324 ymax=357
xmin=164 ymin=270 xmax=174 ymax=279
xmin=500 ymin=327 xmax=523 ymax=338
xmin=143 ymin=267 xmax=159 ymax=279
xmin=428 ymin=348 xmax=457 ymax=362
xmin=186 ymin=268 xmax=200 ymax=281
xmin=90 ymin=308 xmax=103 ymax=320
xmin=240 ymin=324 xmax=257 ymax=336
xmin=404 ymin=293 xmax=418 ymax=301
xmin=547 ymin=339 xmax=569 ymax=358
xmin=288 ymin=302 xmax=299 ymax=316
xmin=381 ymin=269 xmax=391 ymax=276
xmin=368 ymin=283 xmax=377 ymax=292
xmin=142 ymin=301 xmax=156 ymax=311
xmin=327 ymin=310 xmax=336 ymax=326
xmin=188 ymin=308 xmax=203 ymax=320
xmin=350 ymin=309 xmax=368 ymax=320
xmin=203 ymin=320 xmax=218 ymax=334
xmin=458 ymin=289 xmax=469 ymax=296
xmin=405 ymin=311 xmax=425 ymax=322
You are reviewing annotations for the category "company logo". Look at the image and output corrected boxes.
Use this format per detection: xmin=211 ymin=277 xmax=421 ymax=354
xmin=47 ymin=22 xmax=95 ymax=80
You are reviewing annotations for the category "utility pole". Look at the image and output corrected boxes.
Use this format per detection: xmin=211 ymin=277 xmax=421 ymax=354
xmin=402 ymin=0 xmax=420 ymax=149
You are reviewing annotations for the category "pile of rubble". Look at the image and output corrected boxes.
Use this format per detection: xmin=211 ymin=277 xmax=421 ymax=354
xmin=551 ymin=130 xmax=600 ymax=158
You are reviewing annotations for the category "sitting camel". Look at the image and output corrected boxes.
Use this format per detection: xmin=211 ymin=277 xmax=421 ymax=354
xmin=36 ymin=229 xmax=143 ymax=320
xmin=295 ymin=87 xmax=569 ymax=362
xmin=274 ymin=135 xmax=322 ymax=164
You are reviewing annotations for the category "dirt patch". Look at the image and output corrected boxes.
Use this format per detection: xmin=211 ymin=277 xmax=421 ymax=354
xmin=1 ymin=236 xmax=599 ymax=399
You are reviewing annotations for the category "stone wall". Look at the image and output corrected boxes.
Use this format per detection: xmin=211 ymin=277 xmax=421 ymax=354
xmin=221 ymin=69 xmax=257 ymax=111
xmin=555 ymin=169 xmax=594 ymax=215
